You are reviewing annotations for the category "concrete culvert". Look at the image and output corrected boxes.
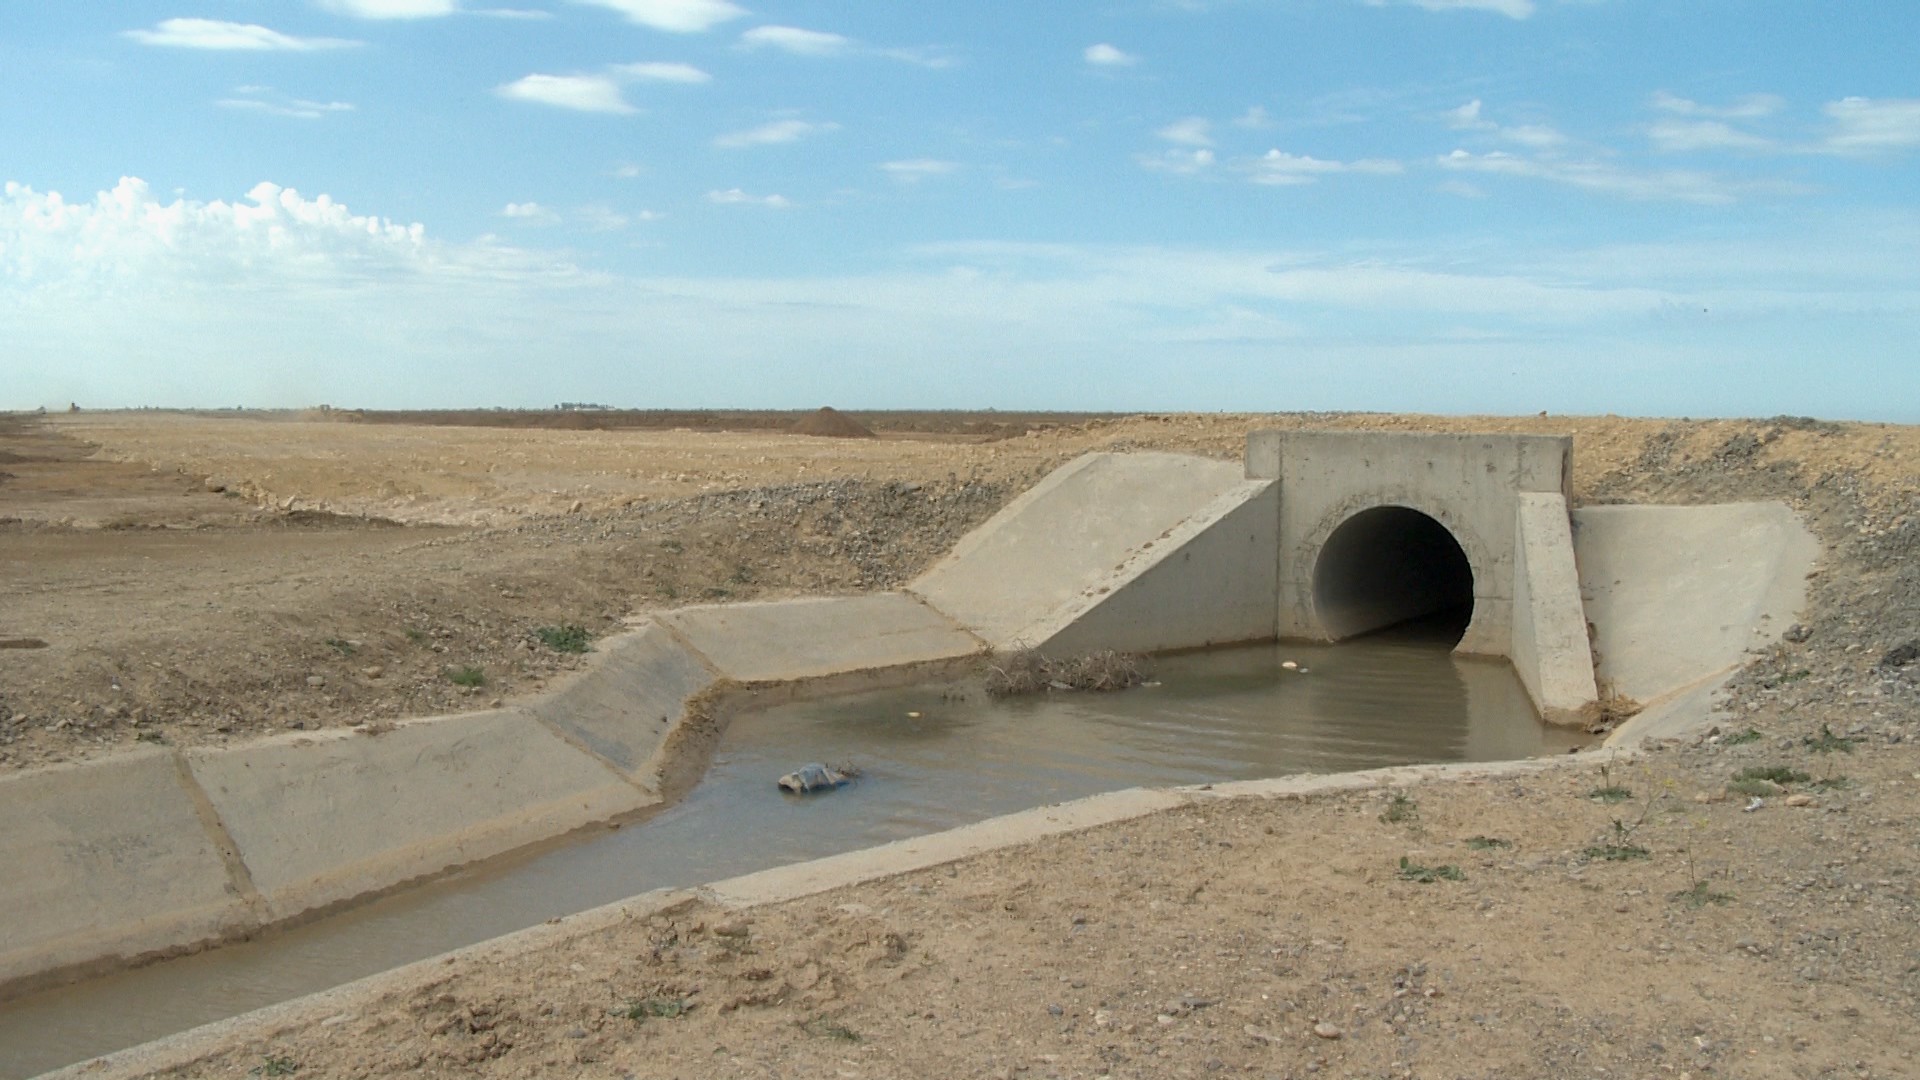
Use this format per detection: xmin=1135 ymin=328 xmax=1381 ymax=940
xmin=1312 ymin=506 xmax=1474 ymax=645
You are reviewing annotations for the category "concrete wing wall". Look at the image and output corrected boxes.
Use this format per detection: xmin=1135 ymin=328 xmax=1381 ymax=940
xmin=1037 ymin=480 xmax=1279 ymax=655
xmin=1574 ymin=502 xmax=1818 ymax=729
xmin=910 ymin=452 xmax=1252 ymax=649
xmin=1510 ymin=492 xmax=1599 ymax=721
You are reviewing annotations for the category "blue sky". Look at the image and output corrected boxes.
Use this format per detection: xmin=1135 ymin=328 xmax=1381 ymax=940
xmin=3 ymin=1 xmax=1917 ymax=419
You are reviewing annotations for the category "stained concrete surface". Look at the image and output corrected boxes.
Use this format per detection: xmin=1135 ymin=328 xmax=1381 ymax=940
xmin=184 ymin=710 xmax=651 ymax=919
xmin=657 ymin=593 xmax=982 ymax=684
xmin=910 ymin=452 xmax=1251 ymax=648
xmin=0 ymin=751 xmax=247 ymax=991
xmin=525 ymin=621 xmax=715 ymax=782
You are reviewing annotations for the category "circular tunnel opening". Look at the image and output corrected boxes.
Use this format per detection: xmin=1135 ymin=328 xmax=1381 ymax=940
xmin=1311 ymin=506 xmax=1474 ymax=646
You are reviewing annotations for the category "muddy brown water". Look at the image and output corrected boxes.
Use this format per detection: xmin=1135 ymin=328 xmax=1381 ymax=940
xmin=1 ymin=633 xmax=1585 ymax=1078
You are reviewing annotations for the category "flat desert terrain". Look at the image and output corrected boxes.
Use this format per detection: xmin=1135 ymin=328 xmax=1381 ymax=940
xmin=2 ymin=409 xmax=1916 ymax=1079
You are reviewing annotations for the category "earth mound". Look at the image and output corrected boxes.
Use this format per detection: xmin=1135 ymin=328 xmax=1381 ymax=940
xmin=788 ymin=406 xmax=875 ymax=439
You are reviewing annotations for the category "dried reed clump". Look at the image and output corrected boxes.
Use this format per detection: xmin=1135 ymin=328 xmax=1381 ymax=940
xmin=983 ymin=648 xmax=1147 ymax=698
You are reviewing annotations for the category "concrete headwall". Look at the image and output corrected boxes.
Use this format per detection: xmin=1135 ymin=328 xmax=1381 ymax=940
xmin=1250 ymin=429 xmax=1572 ymax=656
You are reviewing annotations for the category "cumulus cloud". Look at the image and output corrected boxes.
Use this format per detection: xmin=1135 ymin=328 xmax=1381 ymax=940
xmin=571 ymin=0 xmax=745 ymax=32
xmin=1364 ymin=0 xmax=1534 ymax=16
xmin=1157 ymin=118 xmax=1213 ymax=147
xmin=612 ymin=61 xmax=712 ymax=83
xmin=881 ymin=159 xmax=959 ymax=181
xmin=0 ymin=178 xmax=429 ymax=287
xmin=318 ymin=0 xmax=460 ymax=17
xmin=1822 ymin=97 xmax=1920 ymax=154
xmin=496 ymin=74 xmax=637 ymax=114
xmin=216 ymin=88 xmax=355 ymax=119
xmin=707 ymin=188 xmax=790 ymax=207
xmin=739 ymin=25 xmax=849 ymax=55
xmin=1084 ymin=43 xmax=1137 ymax=66
xmin=125 ymin=18 xmax=359 ymax=51
xmin=1245 ymin=150 xmax=1403 ymax=185
xmin=712 ymin=119 xmax=837 ymax=148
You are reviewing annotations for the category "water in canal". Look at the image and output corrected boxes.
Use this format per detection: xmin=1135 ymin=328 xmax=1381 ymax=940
xmin=0 ymin=631 xmax=1585 ymax=1077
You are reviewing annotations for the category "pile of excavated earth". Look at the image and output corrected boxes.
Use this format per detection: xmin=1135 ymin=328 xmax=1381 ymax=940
xmin=2 ymin=410 xmax=1916 ymax=1079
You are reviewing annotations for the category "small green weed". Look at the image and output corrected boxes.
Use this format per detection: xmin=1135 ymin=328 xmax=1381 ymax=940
xmin=404 ymin=628 xmax=428 ymax=644
xmin=659 ymin=539 xmax=684 ymax=554
xmin=324 ymin=637 xmax=357 ymax=657
xmin=1589 ymin=785 xmax=1633 ymax=803
xmin=1379 ymin=792 xmax=1418 ymax=824
xmin=533 ymin=624 xmax=592 ymax=654
xmin=447 ymin=665 xmax=486 ymax=688
xmin=1723 ymin=728 xmax=1763 ymax=745
xmin=1803 ymin=724 xmax=1861 ymax=754
xmin=1673 ymin=880 xmax=1734 ymax=909
xmin=135 ymin=730 xmax=167 ymax=744
xmin=1735 ymin=765 xmax=1810 ymax=785
xmin=1809 ymin=776 xmax=1852 ymax=793
xmin=617 ymin=995 xmax=689 ymax=1022
xmin=1397 ymin=857 xmax=1465 ymax=883
xmin=1585 ymin=819 xmax=1650 ymax=861
xmin=1464 ymin=835 xmax=1512 ymax=850
xmin=1725 ymin=777 xmax=1779 ymax=797
xmin=1585 ymin=843 xmax=1651 ymax=861
xmin=251 ymin=1057 xmax=299 ymax=1078
xmin=801 ymin=1015 xmax=862 ymax=1041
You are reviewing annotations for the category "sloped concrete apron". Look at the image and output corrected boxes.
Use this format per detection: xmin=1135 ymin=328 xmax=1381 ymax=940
xmin=1 ymin=447 xmax=1817 ymax=1003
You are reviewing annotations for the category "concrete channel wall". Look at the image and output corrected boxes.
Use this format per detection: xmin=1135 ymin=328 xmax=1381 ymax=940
xmin=2 ymin=440 xmax=1819 ymax=1001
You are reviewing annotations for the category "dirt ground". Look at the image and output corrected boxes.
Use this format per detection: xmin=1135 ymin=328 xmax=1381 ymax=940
xmin=3 ymin=409 xmax=1917 ymax=1078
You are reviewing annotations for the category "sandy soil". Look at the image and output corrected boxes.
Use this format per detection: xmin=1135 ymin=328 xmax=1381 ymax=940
xmin=3 ymin=409 xmax=1917 ymax=1078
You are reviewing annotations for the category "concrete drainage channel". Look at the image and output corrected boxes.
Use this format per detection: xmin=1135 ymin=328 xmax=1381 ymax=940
xmin=1 ymin=430 xmax=1819 ymax=1074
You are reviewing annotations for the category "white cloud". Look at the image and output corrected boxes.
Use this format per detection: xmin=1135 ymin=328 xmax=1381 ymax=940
xmin=612 ymin=61 xmax=712 ymax=83
xmin=318 ymin=0 xmax=460 ymax=18
xmin=1244 ymin=150 xmax=1403 ymax=185
xmin=1648 ymin=119 xmax=1772 ymax=153
xmin=1138 ymin=148 xmax=1216 ymax=176
xmin=1822 ymin=97 xmax=1920 ymax=154
xmin=1437 ymin=149 xmax=1803 ymax=203
xmin=739 ymin=25 xmax=849 ymax=55
xmin=881 ymin=159 xmax=959 ymax=181
xmin=502 ymin=202 xmax=560 ymax=224
xmin=1446 ymin=99 xmax=1488 ymax=130
xmin=124 ymin=18 xmax=359 ymax=51
xmin=571 ymin=0 xmax=745 ymax=32
xmin=216 ymin=87 xmax=355 ymax=119
xmin=496 ymin=74 xmax=637 ymax=114
xmin=1650 ymin=92 xmax=1784 ymax=120
xmin=1157 ymin=117 xmax=1214 ymax=147
xmin=1365 ymin=0 xmax=1535 ymax=17
xmin=1234 ymin=106 xmax=1275 ymax=130
xmin=1084 ymin=43 xmax=1137 ymax=67
xmin=475 ymin=8 xmax=554 ymax=17
xmin=707 ymin=188 xmax=790 ymax=207
xmin=1 ymin=178 xmax=431 ymax=288
xmin=712 ymin=119 xmax=837 ymax=148
xmin=1446 ymin=99 xmax=1563 ymax=147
